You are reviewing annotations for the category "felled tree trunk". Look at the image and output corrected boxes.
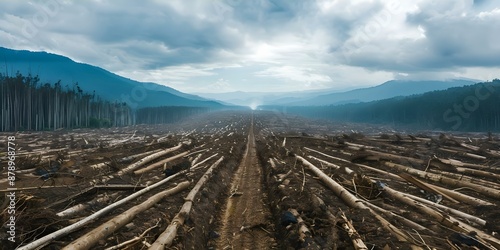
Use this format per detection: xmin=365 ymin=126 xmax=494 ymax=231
xmin=458 ymin=142 xmax=500 ymax=158
xmin=363 ymin=201 xmax=433 ymax=235
xmin=17 ymin=170 xmax=187 ymax=250
xmin=380 ymin=183 xmax=500 ymax=249
xmin=437 ymin=147 xmax=486 ymax=160
xmin=62 ymin=181 xmax=190 ymax=250
xmin=431 ymin=157 xmax=500 ymax=182
xmin=400 ymin=190 xmax=486 ymax=227
xmin=295 ymin=155 xmax=421 ymax=248
xmin=384 ymin=162 xmax=500 ymax=200
xmin=57 ymin=192 xmax=120 ymax=217
xmin=289 ymin=209 xmax=312 ymax=243
xmin=398 ymin=173 xmax=459 ymax=203
xmin=191 ymin=153 xmax=219 ymax=170
xmin=149 ymin=156 xmax=224 ymax=249
xmin=134 ymin=151 xmax=189 ymax=175
xmin=425 ymin=182 xmax=494 ymax=206
xmin=295 ymin=155 xmax=364 ymax=209
xmin=339 ymin=210 xmax=368 ymax=250
xmin=304 ymin=147 xmax=494 ymax=205
xmin=118 ymin=143 xmax=184 ymax=176
xmin=307 ymin=155 xmax=354 ymax=175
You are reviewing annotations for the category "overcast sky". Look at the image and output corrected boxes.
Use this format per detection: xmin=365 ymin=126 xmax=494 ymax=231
xmin=1 ymin=0 xmax=500 ymax=93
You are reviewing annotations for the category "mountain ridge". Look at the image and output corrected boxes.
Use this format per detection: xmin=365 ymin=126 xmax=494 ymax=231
xmin=0 ymin=47 xmax=222 ymax=108
xmin=196 ymin=79 xmax=477 ymax=107
xmin=287 ymin=79 xmax=476 ymax=106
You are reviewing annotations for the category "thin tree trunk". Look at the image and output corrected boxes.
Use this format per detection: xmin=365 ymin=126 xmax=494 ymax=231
xmin=134 ymin=151 xmax=189 ymax=175
xmin=295 ymin=155 xmax=422 ymax=248
xmin=380 ymin=183 xmax=500 ymax=249
xmin=149 ymin=156 xmax=224 ymax=249
xmin=305 ymin=147 xmax=492 ymax=205
xmin=338 ymin=210 xmax=368 ymax=250
xmin=62 ymin=181 xmax=190 ymax=250
xmin=17 ymin=170 xmax=187 ymax=250
xmin=384 ymin=161 xmax=500 ymax=199
xmin=289 ymin=209 xmax=314 ymax=244
xmin=117 ymin=143 xmax=184 ymax=176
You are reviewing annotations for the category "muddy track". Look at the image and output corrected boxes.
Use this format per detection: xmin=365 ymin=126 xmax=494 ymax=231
xmin=216 ymin=115 xmax=276 ymax=249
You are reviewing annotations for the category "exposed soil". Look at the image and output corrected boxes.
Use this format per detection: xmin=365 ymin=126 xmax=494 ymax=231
xmin=0 ymin=110 xmax=499 ymax=249
xmin=215 ymin=115 xmax=276 ymax=250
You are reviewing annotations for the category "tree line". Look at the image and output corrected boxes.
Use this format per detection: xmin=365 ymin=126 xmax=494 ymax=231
xmin=0 ymin=73 xmax=210 ymax=132
xmin=264 ymin=80 xmax=500 ymax=132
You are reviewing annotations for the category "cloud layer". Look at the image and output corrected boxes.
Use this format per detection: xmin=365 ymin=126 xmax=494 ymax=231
xmin=1 ymin=0 xmax=499 ymax=93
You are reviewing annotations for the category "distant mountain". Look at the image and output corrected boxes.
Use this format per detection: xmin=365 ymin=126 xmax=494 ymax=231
xmin=197 ymin=80 xmax=476 ymax=107
xmin=285 ymin=80 xmax=476 ymax=106
xmin=195 ymin=87 xmax=355 ymax=107
xmin=0 ymin=47 xmax=222 ymax=108
xmin=270 ymin=80 xmax=500 ymax=132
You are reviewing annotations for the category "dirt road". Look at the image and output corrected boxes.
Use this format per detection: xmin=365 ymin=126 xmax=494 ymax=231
xmin=216 ymin=115 xmax=276 ymax=249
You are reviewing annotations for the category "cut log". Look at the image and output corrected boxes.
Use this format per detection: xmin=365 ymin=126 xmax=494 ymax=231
xmin=307 ymin=155 xmax=354 ymax=175
xmin=190 ymin=153 xmax=218 ymax=171
xmin=117 ymin=149 xmax=163 ymax=163
xmin=383 ymin=161 xmax=500 ymax=200
xmin=57 ymin=192 xmax=121 ymax=218
xmin=428 ymin=167 xmax=500 ymax=190
xmin=93 ymin=184 xmax=147 ymax=190
xmin=458 ymin=142 xmax=500 ymax=157
xmin=0 ymin=184 xmax=80 ymax=193
xmin=454 ymin=166 xmax=500 ymax=181
xmin=363 ymin=149 xmax=425 ymax=165
xmin=289 ymin=209 xmax=312 ymax=243
xmin=379 ymin=183 xmax=500 ymax=249
xmin=431 ymin=157 xmax=500 ymax=181
xmin=364 ymin=206 xmax=420 ymax=248
xmin=269 ymin=158 xmax=277 ymax=171
xmin=425 ymin=182 xmax=494 ymax=206
xmin=117 ymin=143 xmax=183 ymax=176
xmin=295 ymin=155 xmax=422 ymax=248
xmin=184 ymin=148 xmax=207 ymax=158
xmin=17 ymin=170 xmax=187 ymax=250
xmin=438 ymin=147 xmax=487 ymax=160
xmin=296 ymin=155 xmax=372 ymax=209
xmin=398 ymin=173 xmax=459 ymax=203
xmin=363 ymin=201 xmax=433 ymax=234
xmin=338 ymin=210 xmax=368 ymax=250
xmin=190 ymin=153 xmax=203 ymax=166
xmin=305 ymin=147 xmax=494 ymax=206
xmin=134 ymin=151 xmax=189 ymax=175
xmin=104 ymin=220 xmax=161 ymax=250
xmin=277 ymin=170 xmax=293 ymax=183
xmin=304 ymin=147 xmax=400 ymax=179
xmin=62 ymin=181 xmax=190 ymax=250
xmin=44 ymin=186 xmax=96 ymax=209
xmin=399 ymin=190 xmax=487 ymax=227
xmin=149 ymin=156 xmax=224 ymax=249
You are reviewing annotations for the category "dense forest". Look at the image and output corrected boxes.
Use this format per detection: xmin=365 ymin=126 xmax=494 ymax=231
xmin=264 ymin=80 xmax=500 ymax=132
xmin=0 ymin=73 xmax=211 ymax=132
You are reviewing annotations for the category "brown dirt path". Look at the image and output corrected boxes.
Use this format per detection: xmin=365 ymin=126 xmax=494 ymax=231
xmin=216 ymin=115 xmax=276 ymax=249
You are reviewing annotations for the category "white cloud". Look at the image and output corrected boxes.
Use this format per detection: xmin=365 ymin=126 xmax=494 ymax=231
xmin=117 ymin=65 xmax=216 ymax=86
xmin=200 ymin=78 xmax=234 ymax=93
xmin=255 ymin=66 xmax=332 ymax=85
xmin=0 ymin=0 xmax=499 ymax=93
